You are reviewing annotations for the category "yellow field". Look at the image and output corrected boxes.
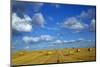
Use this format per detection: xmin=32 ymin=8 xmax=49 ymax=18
xmin=12 ymin=48 xmax=96 ymax=66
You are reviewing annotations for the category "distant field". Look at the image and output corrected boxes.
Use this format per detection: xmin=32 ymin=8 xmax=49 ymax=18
xmin=12 ymin=48 xmax=96 ymax=66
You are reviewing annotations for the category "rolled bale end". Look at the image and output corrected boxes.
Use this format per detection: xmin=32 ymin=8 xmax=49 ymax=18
xmin=88 ymin=48 xmax=93 ymax=52
xmin=19 ymin=52 xmax=25 ymax=56
xmin=77 ymin=49 xmax=80 ymax=52
xmin=48 ymin=51 xmax=53 ymax=55
xmin=45 ymin=51 xmax=53 ymax=56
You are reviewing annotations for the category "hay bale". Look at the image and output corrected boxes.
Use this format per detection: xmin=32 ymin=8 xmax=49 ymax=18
xmin=88 ymin=48 xmax=92 ymax=51
xmin=69 ymin=50 xmax=74 ymax=55
xmin=19 ymin=52 xmax=24 ymax=56
xmin=45 ymin=51 xmax=53 ymax=56
xmin=63 ymin=50 xmax=69 ymax=56
xmin=48 ymin=51 xmax=53 ymax=55
xmin=77 ymin=49 xmax=80 ymax=52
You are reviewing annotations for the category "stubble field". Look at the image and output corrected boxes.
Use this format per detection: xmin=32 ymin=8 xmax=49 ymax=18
xmin=12 ymin=48 xmax=96 ymax=66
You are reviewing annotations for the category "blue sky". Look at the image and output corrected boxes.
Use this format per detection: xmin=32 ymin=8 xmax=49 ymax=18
xmin=12 ymin=1 xmax=96 ymax=51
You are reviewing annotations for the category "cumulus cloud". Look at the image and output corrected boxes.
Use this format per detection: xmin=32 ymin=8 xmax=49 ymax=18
xmin=24 ymin=14 xmax=32 ymax=22
xmin=89 ymin=19 xmax=96 ymax=32
xmin=12 ymin=12 xmax=46 ymax=33
xmin=62 ymin=17 xmax=88 ymax=32
xmin=12 ymin=13 xmax=32 ymax=32
xmin=79 ymin=8 xmax=96 ymax=19
xmin=23 ymin=35 xmax=54 ymax=44
xmin=61 ymin=8 xmax=96 ymax=32
xmin=32 ymin=12 xmax=45 ymax=27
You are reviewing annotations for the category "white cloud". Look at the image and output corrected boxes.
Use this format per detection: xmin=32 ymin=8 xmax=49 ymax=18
xmin=63 ymin=39 xmax=79 ymax=44
xmin=24 ymin=14 xmax=32 ymax=22
xmin=65 ymin=40 xmax=77 ymax=43
xmin=54 ymin=39 xmax=77 ymax=44
xmin=12 ymin=12 xmax=46 ymax=32
xmin=75 ymin=38 xmax=85 ymax=42
xmin=40 ymin=35 xmax=54 ymax=41
xmin=87 ymin=40 xmax=92 ymax=42
xmin=23 ymin=35 xmax=54 ymax=44
xmin=23 ymin=36 xmax=40 ymax=44
xmin=54 ymin=38 xmax=85 ymax=44
xmin=79 ymin=8 xmax=96 ymax=19
xmin=32 ymin=13 xmax=45 ymax=27
xmin=89 ymin=19 xmax=96 ymax=32
xmin=69 ymin=40 xmax=76 ymax=42
xmin=63 ymin=40 xmax=69 ymax=43
xmin=61 ymin=8 xmax=95 ymax=32
xmin=45 ymin=27 xmax=59 ymax=31
xmin=54 ymin=40 xmax=63 ymax=44
xmin=12 ymin=13 xmax=32 ymax=32
xmin=62 ymin=17 xmax=88 ymax=31
xmin=78 ymin=38 xmax=84 ymax=41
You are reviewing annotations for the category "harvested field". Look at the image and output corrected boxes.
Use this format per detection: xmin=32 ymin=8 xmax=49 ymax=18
xmin=12 ymin=48 xmax=96 ymax=66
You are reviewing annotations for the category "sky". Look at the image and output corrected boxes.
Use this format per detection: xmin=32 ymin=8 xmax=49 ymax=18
xmin=12 ymin=1 xmax=96 ymax=51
